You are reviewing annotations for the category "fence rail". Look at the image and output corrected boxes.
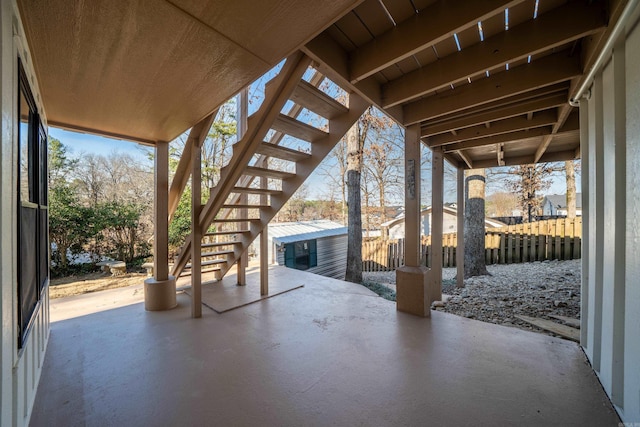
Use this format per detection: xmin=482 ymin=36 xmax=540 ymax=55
xmin=362 ymin=218 xmax=582 ymax=272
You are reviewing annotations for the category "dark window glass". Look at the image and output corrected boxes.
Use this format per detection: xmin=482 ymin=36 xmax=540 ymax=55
xmin=19 ymin=89 xmax=31 ymax=203
xmin=17 ymin=60 xmax=48 ymax=348
xmin=284 ymin=240 xmax=317 ymax=271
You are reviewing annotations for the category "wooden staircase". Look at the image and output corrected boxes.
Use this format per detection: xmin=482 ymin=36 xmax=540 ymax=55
xmin=171 ymin=52 xmax=368 ymax=283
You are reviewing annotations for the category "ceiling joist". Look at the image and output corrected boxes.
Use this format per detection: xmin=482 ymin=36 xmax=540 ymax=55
xmin=403 ymin=50 xmax=582 ymax=126
xmin=472 ymin=149 xmax=579 ymax=169
xmin=443 ymin=114 xmax=579 ymax=153
xmin=533 ymin=102 xmax=577 ymax=162
xmin=348 ymin=0 xmax=524 ymax=83
xmin=302 ymin=33 xmax=403 ymax=123
xmin=421 ymin=91 xmax=568 ymax=137
xmin=382 ymin=1 xmax=605 ymax=108
xmin=426 ymin=110 xmax=558 ymax=147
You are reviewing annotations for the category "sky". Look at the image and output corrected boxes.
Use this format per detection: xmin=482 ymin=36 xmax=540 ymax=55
xmin=49 ymin=125 xmax=580 ymax=204
xmin=49 ymin=127 xmax=153 ymax=164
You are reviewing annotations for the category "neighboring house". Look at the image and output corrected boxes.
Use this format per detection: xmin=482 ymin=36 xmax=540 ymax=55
xmin=267 ymin=220 xmax=347 ymax=280
xmin=542 ymin=194 xmax=583 ymax=216
xmin=381 ymin=206 xmax=505 ymax=239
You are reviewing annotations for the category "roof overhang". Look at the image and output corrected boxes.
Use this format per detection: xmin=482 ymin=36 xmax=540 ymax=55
xmin=17 ymin=0 xmax=363 ymax=144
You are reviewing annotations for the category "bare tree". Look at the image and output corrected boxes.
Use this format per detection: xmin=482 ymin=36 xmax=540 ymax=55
xmin=505 ymin=164 xmax=555 ymax=222
xmin=486 ymin=192 xmax=519 ymax=217
xmin=319 ymin=138 xmax=348 ymax=223
xmin=464 ymin=168 xmax=490 ymax=278
xmin=363 ymin=134 xmax=403 ymax=225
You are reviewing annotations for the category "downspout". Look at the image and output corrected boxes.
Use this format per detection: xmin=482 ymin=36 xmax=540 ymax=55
xmin=569 ymin=0 xmax=640 ymax=106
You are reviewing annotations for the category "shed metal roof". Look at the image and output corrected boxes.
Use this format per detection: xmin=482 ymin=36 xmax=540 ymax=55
xmin=270 ymin=220 xmax=348 ymax=244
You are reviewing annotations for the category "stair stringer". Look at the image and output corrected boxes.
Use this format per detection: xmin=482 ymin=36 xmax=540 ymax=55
xmin=171 ymin=52 xmax=312 ymax=278
xmin=215 ymin=93 xmax=370 ymax=280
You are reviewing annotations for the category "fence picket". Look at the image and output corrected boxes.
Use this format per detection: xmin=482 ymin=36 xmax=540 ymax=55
xmin=361 ymin=217 xmax=581 ymax=271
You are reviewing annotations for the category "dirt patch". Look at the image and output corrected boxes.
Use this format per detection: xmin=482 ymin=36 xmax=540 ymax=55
xmin=50 ymin=272 xmax=148 ymax=299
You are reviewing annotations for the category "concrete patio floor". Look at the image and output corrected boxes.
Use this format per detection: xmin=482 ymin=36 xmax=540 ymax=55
xmin=30 ymin=266 xmax=619 ymax=426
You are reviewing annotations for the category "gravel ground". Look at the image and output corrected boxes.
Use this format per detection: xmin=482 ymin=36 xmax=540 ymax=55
xmin=363 ymin=259 xmax=581 ymax=338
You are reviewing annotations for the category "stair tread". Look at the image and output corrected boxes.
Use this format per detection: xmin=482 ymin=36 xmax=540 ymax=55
xmin=222 ymin=204 xmax=270 ymax=209
xmin=255 ymin=143 xmax=311 ymax=162
xmin=201 ymin=250 xmax=235 ymax=257
xmin=291 ymin=80 xmax=348 ymax=119
xmin=272 ymin=114 xmax=328 ymax=143
xmin=178 ymin=267 xmax=221 ymax=277
xmin=201 ymin=241 xmax=241 ymax=248
xmin=212 ymin=218 xmax=261 ymax=222
xmin=232 ymin=187 xmax=282 ymax=195
xmin=185 ymin=259 xmax=228 ymax=269
xmin=243 ymin=166 xmax=295 ymax=180
xmin=205 ymin=230 xmax=250 ymax=236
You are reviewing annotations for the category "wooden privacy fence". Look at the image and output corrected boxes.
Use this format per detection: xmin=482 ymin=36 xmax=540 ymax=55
xmin=362 ymin=217 xmax=582 ymax=272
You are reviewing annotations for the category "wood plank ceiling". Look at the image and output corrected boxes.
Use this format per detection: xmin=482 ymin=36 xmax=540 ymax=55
xmin=16 ymin=0 xmax=363 ymax=144
xmin=303 ymin=0 xmax=624 ymax=168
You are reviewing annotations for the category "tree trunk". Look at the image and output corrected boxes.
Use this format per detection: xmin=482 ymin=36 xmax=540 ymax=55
xmin=464 ymin=168 xmax=490 ymax=278
xmin=565 ymin=160 xmax=576 ymax=218
xmin=379 ymin=184 xmax=386 ymax=224
xmin=345 ymin=124 xmax=363 ymax=283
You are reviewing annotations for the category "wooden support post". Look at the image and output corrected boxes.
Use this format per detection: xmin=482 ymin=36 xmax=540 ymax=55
xmin=191 ymin=136 xmax=202 ymax=318
xmin=430 ymin=146 xmax=444 ymax=302
xmin=237 ymin=87 xmax=249 ymax=286
xmin=456 ymin=167 xmax=465 ymax=288
xmin=260 ymin=176 xmax=269 ymax=295
xmin=396 ymin=125 xmax=430 ymax=317
xmin=237 ymin=193 xmax=248 ymax=286
xmin=144 ymin=141 xmax=177 ymax=311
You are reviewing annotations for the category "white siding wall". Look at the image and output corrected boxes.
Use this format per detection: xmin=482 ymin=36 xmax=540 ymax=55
xmin=276 ymin=235 xmax=348 ymax=279
xmin=0 ymin=2 xmax=50 ymax=425
xmin=581 ymin=9 xmax=640 ymax=422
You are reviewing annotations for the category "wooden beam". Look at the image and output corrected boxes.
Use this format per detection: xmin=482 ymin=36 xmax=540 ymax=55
xmin=457 ymin=150 xmax=473 ymax=169
xmin=533 ymin=103 xmax=576 ymax=162
xmin=191 ymin=126 xmax=202 ymax=318
xmin=349 ymin=0 xmax=524 ymax=83
xmin=430 ymin=146 xmax=444 ymax=303
xmin=473 ymin=148 xmax=579 ymax=168
xmin=444 ymin=127 xmax=553 ymax=152
xmin=154 ymin=141 xmax=170 ymax=282
xmin=403 ymin=51 xmax=582 ymax=126
xmin=444 ymin=115 xmax=579 ymax=153
xmin=260 ymin=176 xmax=269 ymax=296
xmin=302 ymin=33 xmax=403 ymax=124
xmin=427 ymin=110 xmax=557 ymax=147
xmin=421 ymin=90 xmax=567 ymax=137
xmin=168 ymin=112 xmax=217 ymax=221
xmin=421 ymin=83 xmax=569 ymax=138
xmin=382 ymin=2 xmax=605 ymax=107
xmin=403 ymin=125 xmax=421 ymax=267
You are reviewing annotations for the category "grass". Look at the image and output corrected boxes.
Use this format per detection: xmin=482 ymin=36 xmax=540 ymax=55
xmin=361 ymin=281 xmax=396 ymax=302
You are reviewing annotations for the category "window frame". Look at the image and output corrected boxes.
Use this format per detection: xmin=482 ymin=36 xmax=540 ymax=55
xmin=284 ymin=239 xmax=318 ymax=271
xmin=17 ymin=59 xmax=49 ymax=349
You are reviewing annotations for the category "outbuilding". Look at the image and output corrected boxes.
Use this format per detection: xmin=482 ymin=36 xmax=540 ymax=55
xmin=267 ymin=220 xmax=347 ymax=279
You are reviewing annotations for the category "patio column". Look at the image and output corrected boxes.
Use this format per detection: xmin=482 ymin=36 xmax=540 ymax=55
xmin=429 ymin=146 xmax=444 ymax=303
xmin=237 ymin=88 xmax=248 ymax=286
xmin=144 ymin=140 xmax=177 ymax=311
xmin=260 ymin=176 xmax=269 ymax=295
xmin=396 ymin=125 xmax=430 ymax=317
xmin=191 ymin=136 xmax=202 ymax=318
xmin=456 ymin=167 xmax=465 ymax=288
